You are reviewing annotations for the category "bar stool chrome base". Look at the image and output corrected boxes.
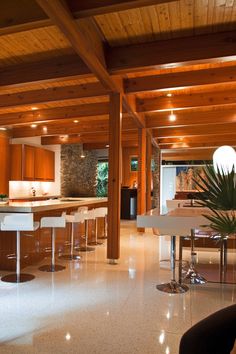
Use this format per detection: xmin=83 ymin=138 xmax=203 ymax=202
xmin=87 ymin=241 xmax=103 ymax=246
xmin=39 ymin=264 xmax=66 ymax=272
xmin=1 ymin=273 xmax=35 ymax=283
xmin=184 ymin=267 xmax=207 ymax=285
xmin=75 ymin=246 xmax=95 ymax=252
xmin=59 ymin=254 xmax=81 ymax=261
xmin=156 ymin=280 xmax=189 ymax=294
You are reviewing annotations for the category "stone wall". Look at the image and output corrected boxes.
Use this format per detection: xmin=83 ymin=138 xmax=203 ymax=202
xmin=61 ymin=144 xmax=98 ymax=197
xmin=152 ymin=145 xmax=161 ymax=213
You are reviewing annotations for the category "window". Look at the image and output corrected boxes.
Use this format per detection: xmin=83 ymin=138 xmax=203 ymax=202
xmin=96 ymin=161 xmax=108 ymax=197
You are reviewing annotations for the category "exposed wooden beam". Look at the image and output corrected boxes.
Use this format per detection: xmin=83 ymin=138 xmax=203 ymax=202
xmin=107 ymin=93 xmax=122 ymax=261
xmin=124 ymin=65 xmax=236 ymax=94
xmin=137 ymin=128 xmax=146 ymax=232
xmin=41 ymin=130 xmax=138 ymax=145
xmin=0 ymin=0 xmax=176 ymax=35
xmin=146 ymin=109 xmax=236 ymax=128
xmin=153 ymin=123 xmax=236 ymax=139
xmin=0 ymin=103 xmax=109 ymax=127
xmin=84 ymin=141 xmax=138 ymax=150
xmin=11 ymin=118 xmax=136 ymax=138
xmin=0 ymin=83 xmax=107 ymax=110
xmin=162 ymin=149 xmax=215 ymax=161
xmin=137 ymin=90 xmax=236 ymax=112
xmin=160 ymin=141 xmax=236 ymax=150
xmin=123 ymin=95 xmax=145 ymax=128
xmin=108 ymin=31 xmax=236 ymax=74
xmin=0 ymin=55 xmax=91 ymax=88
xmin=158 ymin=134 xmax=236 ymax=145
xmin=36 ymin=0 xmax=118 ymax=92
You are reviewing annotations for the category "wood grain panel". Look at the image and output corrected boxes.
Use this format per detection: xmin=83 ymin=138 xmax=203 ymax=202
xmin=137 ymin=128 xmax=146 ymax=231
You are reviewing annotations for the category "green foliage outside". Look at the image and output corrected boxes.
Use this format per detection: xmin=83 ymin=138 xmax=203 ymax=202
xmin=97 ymin=161 xmax=108 ymax=197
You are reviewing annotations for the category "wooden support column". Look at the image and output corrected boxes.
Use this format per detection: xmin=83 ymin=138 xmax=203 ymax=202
xmin=146 ymin=132 xmax=152 ymax=212
xmin=107 ymin=93 xmax=122 ymax=262
xmin=137 ymin=128 xmax=146 ymax=232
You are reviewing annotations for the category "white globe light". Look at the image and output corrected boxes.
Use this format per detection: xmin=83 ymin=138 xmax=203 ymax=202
xmin=213 ymin=145 xmax=236 ymax=174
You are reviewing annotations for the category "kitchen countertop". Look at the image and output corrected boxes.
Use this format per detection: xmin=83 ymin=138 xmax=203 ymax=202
xmin=0 ymin=197 xmax=107 ymax=213
xmin=9 ymin=195 xmax=61 ymax=201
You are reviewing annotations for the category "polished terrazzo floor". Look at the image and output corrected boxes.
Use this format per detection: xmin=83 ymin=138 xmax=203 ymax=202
xmin=0 ymin=221 xmax=235 ymax=354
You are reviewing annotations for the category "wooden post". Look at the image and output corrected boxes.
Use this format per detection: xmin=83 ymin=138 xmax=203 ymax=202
xmin=137 ymin=128 xmax=146 ymax=232
xmin=146 ymin=132 xmax=152 ymax=211
xmin=107 ymin=93 xmax=122 ymax=263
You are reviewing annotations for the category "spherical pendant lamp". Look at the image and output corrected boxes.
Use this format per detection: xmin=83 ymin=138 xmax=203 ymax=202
xmin=213 ymin=145 xmax=236 ymax=174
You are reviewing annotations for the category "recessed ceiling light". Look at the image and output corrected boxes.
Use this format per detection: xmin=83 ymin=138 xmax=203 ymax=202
xmin=73 ymin=120 xmax=79 ymax=123
xmin=43 ymin=126 xmax=47 ymax=132
xmin=169 ymin=111 xmax=176 ymax=122
xmin=106 ymin=144 xmax=109 ymax=148
xmin=0 ymin=127 xmax=7 ymax=131
xmin=31 ymin=124 xmax=37 ymax=128
xmin=167 ymin=93 xmax=172 ymax=97
xmin=31 ymin=107 xmax=38 ymax=111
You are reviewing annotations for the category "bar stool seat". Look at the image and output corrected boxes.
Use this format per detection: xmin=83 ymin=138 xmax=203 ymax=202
xmin=1 ymin=213 xmax=39 ymax=283
xmin=39 ymin=213 xmax=66 ymax=272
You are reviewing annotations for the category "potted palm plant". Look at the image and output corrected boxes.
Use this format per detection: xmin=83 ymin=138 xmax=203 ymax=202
xmin=194 ymin=164 xmax=236 ymax=281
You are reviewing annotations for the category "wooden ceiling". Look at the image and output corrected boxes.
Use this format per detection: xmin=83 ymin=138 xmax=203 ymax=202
xmin=1 ymin=0 xmax=236 ymax=160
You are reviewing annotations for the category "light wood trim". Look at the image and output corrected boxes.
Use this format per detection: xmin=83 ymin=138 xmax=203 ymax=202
xmin=137 ymin=128 xmax=146 ymax=232
xmin=124 ymin=65 xmax=236 ymax=94
xmin=108 ymin=31 xmax=236 ymax=74
xmin=107 ymin=93 xmax=122 ymax=260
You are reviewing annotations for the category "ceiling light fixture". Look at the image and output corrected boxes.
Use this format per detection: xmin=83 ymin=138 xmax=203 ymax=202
xmin=31 ymin=107 xmax=38 ymax=111
xmin=80 ymin=144 xmax=85 ymax=158
xmin=106 ymin=144 xmax=109 ymax=148
xmin=167 ymin=93 xmax=172 ymax=97
xmin=43 ymin=126 xmax=47 ymax=133
xmin=0 ymin=127 xmax=7 ymax=131
xmin=31 ymin=124 xmax=37 ymax=128
xmin=169 ymin=110 xmax=176 ymax=122
xmin=73 ymin=120 xmax=79 ymax=123
xmin=213 ymin=145 xmax=236 ymax=175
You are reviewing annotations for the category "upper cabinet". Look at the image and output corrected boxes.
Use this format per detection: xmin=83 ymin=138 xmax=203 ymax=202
xmin=10 ymin=144 xmax=55 ymax=181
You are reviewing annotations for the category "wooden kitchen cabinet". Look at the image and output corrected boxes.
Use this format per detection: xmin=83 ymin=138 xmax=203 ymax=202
xmin=10 ymin=144 xmax=55 ymax=181
xmin=34 ymin=147 xmax=55 ymax=181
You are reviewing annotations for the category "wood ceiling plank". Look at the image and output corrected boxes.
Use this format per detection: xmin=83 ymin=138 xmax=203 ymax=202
xmin=160 ymin=140 xmax=236 ymax=149
xmin=137 ymin=89 xmax=236 ymax=112
xmin=162 ymin=148 xmax=215 ymax=161
xmin=124 ymin=65 xmax=236 ymax=94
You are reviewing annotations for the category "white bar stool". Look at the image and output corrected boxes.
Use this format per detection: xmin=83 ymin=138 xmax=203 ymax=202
xmin=1 ymin=213 xmax=39 ymax=283
xmin=39 ymin=213 xmax=66 ymax=272
xmin=88 ymin=207 xmax=107 ymax=245
xmin=76 ymin=209 xmax=95 ymax=252
xmin=59 ymin=212 xmax=83 ymax=261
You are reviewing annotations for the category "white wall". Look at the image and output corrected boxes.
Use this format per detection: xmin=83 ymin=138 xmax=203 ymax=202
xmin=9 ymin=137 xmax=61 ymax=198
